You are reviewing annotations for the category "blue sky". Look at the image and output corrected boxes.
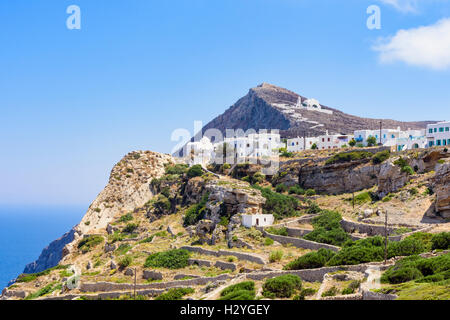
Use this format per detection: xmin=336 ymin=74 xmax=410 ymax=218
xmin=0 ymin=0 xmax=449 ymax=206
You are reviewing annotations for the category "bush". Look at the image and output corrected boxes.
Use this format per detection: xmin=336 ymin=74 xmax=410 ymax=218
xmin=77 ymin=235 xmax=104 ymax=254
xmin=118 ymin=256 xmax=132 ymax=269
xmin=275 ymin=184 xmax=288 ymax=193
xmin=349 ymin=139 xmax=356 ymax=147
xmin=220 ymin=281 xmax=254 ymax=296
xmin=388 ymin=238 xmax=425 ymax=258
xmin=284 ymin=248 xmax=336 ymax=270
xmin=269 ymin=250 xmax=284 ymax=262
xmin=264 ymin=237 xmax=274 ymax=246
xmin=288 ymin=185 xmax=305 ymax=195
xmin=384 ymin=267 xmax=423 ymax=284
xmin=119 ymin=213 xmax=133 ymax=223
xmin=303 ymin=211 xmax=351 ymax=246
xmin=325 ymin=151 xmax=373 ymax=165
xmin=305 ymin=189 xmax=316 ymax=196
xmin=366 ymin=136 xmax=377 ymax=146
xmin=183 ymin=193 xmax=209 ymax=226
xmin=341 ymin=287 xmax=354 ymax=295
xmin=122 ymin=223 xmax=139 ymax=234
xmin=372 ymin=150 xmax=390 ymax=164
xmin=165 ymin=164 xmax=188 ymax=175
xmin=220 ymin=281 xmax=255 ymax=300
xmin=266 ymin=227 xmax=288 ymax=236
xmin=352 ymin=191 xmax=373 ymax=205
xmin=321 ymin=286 xmax=338 ymax=297
xmin=187 ymin=165 xmax=203 ymax=178
xmin=253 ymin=185 xmax=299 ymax=219
xmin=144 ymin=249 xmax=190 ymax=269
xmin=155 ymin=287 xmax=194 ymax=300
xmin=262 ymin=275 xmax=302 ymax=298
xmin=431 ymin=232 xmax=450 ymax=250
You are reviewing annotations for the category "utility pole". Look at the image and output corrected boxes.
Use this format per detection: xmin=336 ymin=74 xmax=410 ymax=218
xmin=384 ymin=209 xmax=388 ymax=265
xmin=133 ymin=268 xmax=137 ymax=299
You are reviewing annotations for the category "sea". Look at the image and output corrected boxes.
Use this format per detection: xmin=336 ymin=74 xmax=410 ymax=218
xmin=0 ymin=205 xmax=85 ymax=290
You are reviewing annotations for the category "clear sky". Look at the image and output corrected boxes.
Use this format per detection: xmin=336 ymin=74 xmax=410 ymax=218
xmin=1 ymin=0 xmax=449 ymax=206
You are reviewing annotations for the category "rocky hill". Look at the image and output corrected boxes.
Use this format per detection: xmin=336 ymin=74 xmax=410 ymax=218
xmin=2 ymin=147 xmax=450 ymax=301
xmin=200 ymin=83 xmax=433 ymax=139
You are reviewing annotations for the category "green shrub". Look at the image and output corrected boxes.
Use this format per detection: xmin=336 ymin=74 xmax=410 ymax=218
xmin=77 ymin=235 xmax=104 ymax=254
xmin=155 ymin=287 xmax=194 ymax=300
xmin=266 ymin=227 xmax=288 ymax=236
xmin=116 ymin=244 xmax=132 ymax=255
xmin=341 ymin=287 xmax=354 ymax=295
xmin=264 ymin=237 xmax=274 ymax=246
xmin=262 ymin=275 xmax=302 ymax=298
xmin=352 ymin=191 xmax=374 ymax=205
xmin=25 ymin=283 xmax=59 ymax=300
xmin=269 ymin=250 xmax=284 ymax=263
xmin=305 ymin=189 xmax=316 ymax=196
xmin=372 ymin=150 xmax=390 ymax=164
xmin=187 ymin=165 xmax=203 ymax=178
xmin=165 ymin=164 xmax=188 ymax=175
xmin=118 ymin=256 xmax=132 ymax=269
xmin=321 ymin=286 xmax=338 ymax=297
xmin=144 ymin=249 xmax=190 ymax=269
xmin=384 ymin=267 xmax=423 ymax=284
xmin=253 ymin=185 xmax=299 ymax=219
xmin=220 ymin=281 xmax=254 ymax=296
xmin=284 ymin=248 xmax=336 ymax=270
xmin=17 ymin=265 xmax=69 ymax=283
xmin=366 ymin=136 xmax=377 ymax=146
xmin=183 ymin=193 xmax=209 ymax=226
xmin=119 ymin=213 xmax=133 ymax=223
xmin=388 ymin=238 xmax=425 ymax=257
xmin=303 ymin=211 xmax=351 ymax=246
xmin=122 ymin=223 xmax=139 ymax=234
xmin=138 ymin=235 xmax=155 ymax=244
xmin=325 ymin=151 xmax=373 ymax=165
xmin=288 ymin=185 xmax=305 ymax=195
xmin=275 ymin=184 xmax=288 ymax=193
xmin=431 ymin=232 xmax=450 ymax=250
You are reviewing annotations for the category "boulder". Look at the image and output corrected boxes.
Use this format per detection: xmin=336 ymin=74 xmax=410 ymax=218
xmin=142 ymin=270 xmax=163 ymax=280
xmin=124 ymin=268 xmax=134 ymax=276
xmin=110 ymin=261 xmax=117 ymax=270
xmin=104 ymin=243 xmax=116 ymax=253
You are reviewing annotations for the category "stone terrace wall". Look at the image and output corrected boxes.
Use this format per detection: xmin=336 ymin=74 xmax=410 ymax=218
xmin=181 ymin=246 xmax=266 ymax=264
xmin=261 ymin=230 xmax=340 ymax=252
xmin=79 ymin=274 xmax=231 ymax=293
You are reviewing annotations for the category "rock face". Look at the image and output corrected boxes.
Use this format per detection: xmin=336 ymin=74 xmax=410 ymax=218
xmin=21 ymin=151 xmax=174 ymax=278
xmin=432 ymin=162 xmax=450 ymax=219
xmin=23 ymin=229 xmax=75 ymax=274
xmin=377 ymin=158 xmax=411 ymax=198
xmin=276 ymin=156 xmax=382 ymax=194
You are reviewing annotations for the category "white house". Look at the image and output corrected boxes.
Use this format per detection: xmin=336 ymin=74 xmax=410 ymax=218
xmin=427 ymin=121 xmax=450 ymax=147
xmin=354 ymin=127 xmax=426 ymax=150
xmin=241 ymin=214 xmax=274 ymax=228
xmin=215 ymin=132 xmax=282 ymax=161
xmin=185 ymin=136 xmax=215 ymax=166
xmin=316 ymin=132 xmax=354 ymax=150
xmin=287 ymin=136 xmax=319 ymax=152
xmin=295 ymin=97 xmax=333 ymax=115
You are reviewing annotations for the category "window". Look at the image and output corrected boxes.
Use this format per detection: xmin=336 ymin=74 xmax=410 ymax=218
xmin=429 ymin=141 xmax=434 ymax=147
xmin=434 ymin=128 xmax=437 ymax=133
xmin=291 ymin=142 xmax=295 ymax=146
xmin=444 ymin=140 xmax=447 ymax=146
xmin=448 ymin=139 xmax=450 ymax=145
xmin=439 ymin=127 xmax=444 ymax=132
xmin=322 ymin=138 xmax=325 ymax=142
xmin=437 ymin=140 xmax=441 ymax=146
xmin=446 ymin=127 xmax=450 ymax=132
xmin=328 ymin=138 xmax=330 ymax=142
xmin=429 ymin=129 xmax=433 ymax=134
xmin=383 ymin=134 xmax=386 ymax=138
xmin=391 ymin=134 xmax=395 ymax=139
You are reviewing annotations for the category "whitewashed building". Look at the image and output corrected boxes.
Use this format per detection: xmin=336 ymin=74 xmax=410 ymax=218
xmin=316 ymin=132 xmax=354 ymax=150
xmin=185 ymin=136 xmax=215 ymax=166
xmin=427 ymin=121 xmax=450 ymax=147
xmin=241 ymin=214 xmax=274 ymax=228
xmin=287 ymin=136 xmax=319 ymax=152
xmin=354 ymin=127 xmax=426 ymax=151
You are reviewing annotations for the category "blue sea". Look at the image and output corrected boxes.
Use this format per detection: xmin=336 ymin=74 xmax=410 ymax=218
xmin=0 ymin=205 xmax=85 ymax=290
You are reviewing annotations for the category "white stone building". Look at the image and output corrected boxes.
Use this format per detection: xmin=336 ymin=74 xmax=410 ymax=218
xmin=287 ymin=136 xmax=319 ymax=152
xmin=241 ymin=214 xmax=274 ymax=228
xmin=354 ymin=127 xmax=426 ymax=151
xmin=185 ymin=136 xmax=215 ymax=166
xmin=316 ymin=132 xmax=354 ymax=150
xmin=295 ymin=97 xmax=333 ymax=115
xmin=427 ymin=121 xmax=450 ymax=147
